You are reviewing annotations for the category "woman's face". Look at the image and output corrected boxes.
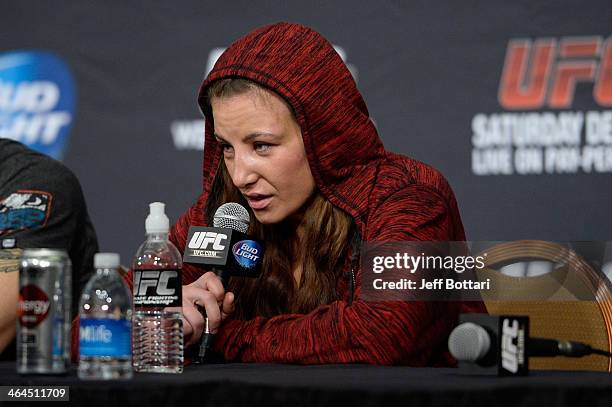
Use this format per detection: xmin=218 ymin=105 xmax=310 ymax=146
xmin=211 ymin=89 xmax=316 ymax=225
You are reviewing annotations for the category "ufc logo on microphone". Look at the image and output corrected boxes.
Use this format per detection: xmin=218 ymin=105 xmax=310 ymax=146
xmin=501 ymin=318 xmax=519 ymax=373
xmin=188 ymin=231 xmax=228 ymax=250
xmin=498 ymin=36 xmax=612 ymax=109
xmin=134 ymin=270 xmax=178 ymax=296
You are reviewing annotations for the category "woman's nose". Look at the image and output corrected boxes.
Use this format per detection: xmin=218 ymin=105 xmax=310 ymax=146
xmin=230 ymin=153 xmax=258 ymax=188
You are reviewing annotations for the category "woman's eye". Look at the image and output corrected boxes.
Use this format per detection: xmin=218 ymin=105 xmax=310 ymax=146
xmin=221 ymin=143 xmax=233 ymax=152
xmin=254 ymin=143 xmax=272 ymax=152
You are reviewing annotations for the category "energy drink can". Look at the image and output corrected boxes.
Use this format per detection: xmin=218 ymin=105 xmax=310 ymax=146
xmin=17 ymin=249 xmax=71 ymax=374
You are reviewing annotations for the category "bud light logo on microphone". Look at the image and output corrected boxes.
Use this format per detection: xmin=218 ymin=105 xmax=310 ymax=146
xmin=0 ymin=51 xmax=76 ymax=160
xmin=233 ymin=240 xmax=262 ymax=269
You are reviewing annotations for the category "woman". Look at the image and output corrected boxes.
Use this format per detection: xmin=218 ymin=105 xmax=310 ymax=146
xmin=174 ymin=22 xmax=480 ymax=365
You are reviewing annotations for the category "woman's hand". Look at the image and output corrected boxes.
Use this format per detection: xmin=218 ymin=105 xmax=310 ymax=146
xmin=176 ymin=272 xmax=235 ymax=348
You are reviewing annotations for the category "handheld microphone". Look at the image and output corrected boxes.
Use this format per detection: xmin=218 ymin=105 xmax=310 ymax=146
xmin=182 ymin=202 xmax=264 ymax=363
xmin=448 ymin=314 xmax=611 ymax=376
xmin=183 ymin=203 xmax=263 ymax=280
xmin=210 ymin=202 xmax=251 ymax=285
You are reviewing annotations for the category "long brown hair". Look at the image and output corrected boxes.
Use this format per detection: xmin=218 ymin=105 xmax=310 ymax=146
xmin=205 ymin=78 xmax=355 ymax=319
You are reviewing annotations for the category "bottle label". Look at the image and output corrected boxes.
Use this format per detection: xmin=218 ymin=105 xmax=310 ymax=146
xmin=133 ymin=269 xmax=182 ymax=308
xmin=79 ymin=318 xmax=131 ymax=357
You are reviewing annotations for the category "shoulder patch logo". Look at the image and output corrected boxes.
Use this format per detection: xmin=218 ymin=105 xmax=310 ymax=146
xmin=0 ymin=190 xmax=52 ymax=235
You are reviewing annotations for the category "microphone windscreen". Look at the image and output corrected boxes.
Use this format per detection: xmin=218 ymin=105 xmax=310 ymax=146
xmin=213 ymin=203 xmax=250 ymax=233
xmin=448 ymin=322 xmax=491 ymax=362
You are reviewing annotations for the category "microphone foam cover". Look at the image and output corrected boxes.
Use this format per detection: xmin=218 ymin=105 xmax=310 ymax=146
xmin=213 ymin=203 xmax=250 ymax=233
xmin=448 ymin=322 xmax=491 ymax=362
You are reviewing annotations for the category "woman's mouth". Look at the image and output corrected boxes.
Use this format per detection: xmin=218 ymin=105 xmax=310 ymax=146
xmin=245 ymin=194 xmax=273 ymax=210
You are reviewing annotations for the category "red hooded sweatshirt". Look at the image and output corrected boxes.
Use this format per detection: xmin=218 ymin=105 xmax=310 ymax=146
xmin=71 ymin=22 xmax=483 ymax=365
xmin=176 ymin=22 xmax=483 ymax=365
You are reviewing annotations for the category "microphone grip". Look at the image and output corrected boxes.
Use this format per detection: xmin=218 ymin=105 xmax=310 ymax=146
xmin=528 ymin=338 xmax=560 ymax=357
xmin=197 ymin=318 xmax=215 ymax=360
xmin=196 ymin=268 xmax=230 ymax=363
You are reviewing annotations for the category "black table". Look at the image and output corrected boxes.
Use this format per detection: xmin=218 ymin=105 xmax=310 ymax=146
xmin=1 ymin=362 xmax=611 ymax=407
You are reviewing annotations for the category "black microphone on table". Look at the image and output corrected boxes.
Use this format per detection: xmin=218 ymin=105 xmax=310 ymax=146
xmin=448 ymin=314 xmax=612 ymax=376
xmin=182 ymin=202 xmax=264 ymax=363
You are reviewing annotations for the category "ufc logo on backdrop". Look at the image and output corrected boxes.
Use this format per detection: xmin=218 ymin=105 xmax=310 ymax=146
xmin=498 ymin=36 xmax=612 ymax=109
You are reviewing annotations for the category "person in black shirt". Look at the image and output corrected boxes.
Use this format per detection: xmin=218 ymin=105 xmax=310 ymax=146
xmin=0 ymin=139 xmax=98 ymax=356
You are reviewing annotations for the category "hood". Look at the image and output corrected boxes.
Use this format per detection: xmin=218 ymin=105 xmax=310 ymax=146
xmin=198 ymin=22 xmax=385 ymax=228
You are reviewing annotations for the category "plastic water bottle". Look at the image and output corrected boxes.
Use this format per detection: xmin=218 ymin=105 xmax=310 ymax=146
xmin=132 ymin=202 xmax=183 ymax=373
xmin=78 ymin=253 xmax=132 ymax=380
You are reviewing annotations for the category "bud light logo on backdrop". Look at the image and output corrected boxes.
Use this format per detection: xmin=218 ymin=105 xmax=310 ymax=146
xmin=0 ymin=51 xmax=76 ymax=160
xmin=232 ymin=240 xmax=262 ymax=269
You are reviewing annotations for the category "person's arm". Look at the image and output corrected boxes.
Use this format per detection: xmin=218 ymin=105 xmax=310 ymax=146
xmin=0 ymin=249 xmax=21 ymax=353
xmin=0 ymin=273 xmax=18 ymax=353
xmin=209 ymin=185 xmax=464 ymax=365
